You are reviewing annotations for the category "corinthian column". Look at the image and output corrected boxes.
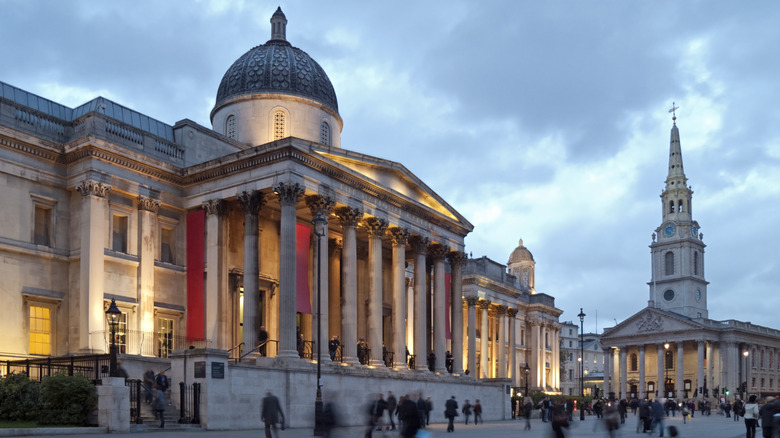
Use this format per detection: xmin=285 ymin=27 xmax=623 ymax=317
xmin=408 ymin=235 xmax=429 ymax=371
xmin=363 ymin=217 xmax=388 ymax=366
xmin=496 ymin=305 xmax=508 ymax=378
xmin=76 ymin=179 xmax=111 ymax=352
xmin=388 ymin=227 xmax=410 ymax=370
xmin=447 ymin=251 xmax=467 ymax=375
xmin=507 ymin=308 xmax=517 ymax=383
xmin=306 ymin=195 xmax=334 ymax=365
xmin=238 ymin=190 xmax=265 ymax=353
xmin=203 ymin=199 xmax=226 ymax=348
xmin=335 ymin=206 xmax=363 ymax=364
xmin=137 ymin=195 xmax=160 ymax=347
xmin=273 ymin=182 xmax=304 ymax=359
xmin=328 ymin=239 xmax=342 ymax=343
xmin=639 ymin=345 xmax=646 ymax=398
xmin=465 ymin=296 xmax=479 ymax=377
xmin=428 ymin=243 xmax=449 ymax=373
xmin=479 ymin=300 xmax=491 ymax=379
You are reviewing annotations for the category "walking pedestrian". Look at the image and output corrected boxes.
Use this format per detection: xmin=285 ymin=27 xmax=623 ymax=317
xmin=744 ymin=395 xmax=760 ymax=438
xmin=473 ymin=399 xmax=483 ymax=425
xmin=523 ymin=396 xmax=533 ymax=430
xmin=385 ymin=391 xmax=397 ymax=431
xmin=445 ymin=395 xmax=459 ymax=432
xmin=261 ymin=390 xmax=285 ymax=438
xmin=150 ymin=385 xmax=167 ymax=429
xmin=462 ymin=399 xmax=472 ymax=424
xmin=397 ymin=394 xmax=421 ymax=438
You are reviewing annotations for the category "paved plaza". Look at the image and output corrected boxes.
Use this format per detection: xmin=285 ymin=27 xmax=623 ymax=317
xmin=4 ymin=411 xmax=754 ymax=438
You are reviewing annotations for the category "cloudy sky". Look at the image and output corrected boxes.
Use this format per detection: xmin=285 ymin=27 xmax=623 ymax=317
xmin=2 ymin=1 xmax=778 ymax=333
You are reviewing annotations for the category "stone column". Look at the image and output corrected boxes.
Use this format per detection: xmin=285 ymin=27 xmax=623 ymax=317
xmin=465 ymin=296 xmax=479 ymax=377
xmin=677 ymin=342 xmax=685 ymax=399
xmin=203 ymin=199 xmax=225 ymax=348
xmin=328 ymin=239 xmax=342 ymax=342
xmin=696 ymin=340 xmax=704 ymax=399
xmin=495 ymin=305 xmax=507 ymax=378
xmin=638 ymin=345 xmax=646 ymax=399
xmin=603 ymin=347 xmax=612 ymax=397
xmin=706 ymin=342 xmax=714 ymax=398
xmin=427 ymin=243 xmax=449 ymax=373
xmin=306 ymin=195 xmax=334 ymax=365
xmin=274 ymin=182 xmax=304 ymax=359
xmin=76 ymin=180 xmax=111 ymax=352
xmin=408 ymin=235 xmax=429 ymax=371
xmin=657 ymin=344 xmax=665 ymax=396
xmin=541 ymin=323 xmax=548 ymax=387
xmin=387 ymin=227 xmax=410 ymax=370
xmin=507 ymin=308 xmax=517 ymax=383
xmin=532 ymin=321 xmax=541 ymax=388
xmin=137 ymin=196 xmax=159 ymax=344
xmin=335 ymin=207 xmax=362 ymax=365
xmin=363 ymin=217 xmax=388 ymax=366
xmin=620 ymin=347 xmax=628 ymax=399
xmin=552 ymin=326 xmax=559 ymax=389
xmin=238 ymin=191 xmax=265 ymax=353
xmin=479 ymin=300 xmax=491 ymax=379
xmin=448 ymin=251 xmax=467 ymax=375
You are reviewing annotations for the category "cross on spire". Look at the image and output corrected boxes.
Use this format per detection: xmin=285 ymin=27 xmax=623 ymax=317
xmin=668 ymin=102 xmax=679 ymax=125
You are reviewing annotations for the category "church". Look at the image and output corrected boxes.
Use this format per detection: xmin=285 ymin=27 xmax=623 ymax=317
xmin=600 ymin=112 xmax=780 ymax=402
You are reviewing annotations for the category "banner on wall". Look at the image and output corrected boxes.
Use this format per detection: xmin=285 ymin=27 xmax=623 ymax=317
xmin=185 ymin=209 xmax=205 ymax=341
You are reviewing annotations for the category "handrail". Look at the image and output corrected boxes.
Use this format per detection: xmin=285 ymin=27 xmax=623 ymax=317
xmin=237 ymin=340 xmax=277 ymax=362
xmin=227 ymin=342 xmax=244 ymax=355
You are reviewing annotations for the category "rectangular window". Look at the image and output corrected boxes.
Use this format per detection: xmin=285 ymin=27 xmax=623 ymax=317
xmin=116 ymin=312 xmax=128 ymax=354
xmin=160 ymin=227 xmax=174 ymax=264
xmin=30 ymin=305 xmax=51 ymax=355
xmin=34 ymin=205 xmax=52 ymax=246
xmin=112 ymin=215 xmax=128 ymax=252
xmin=158 ymin=317 xmax=174 ymax=358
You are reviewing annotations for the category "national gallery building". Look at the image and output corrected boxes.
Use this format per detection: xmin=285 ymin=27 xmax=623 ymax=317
xmin=600 ymin=116 xmax=780 ymax=402
xmin=0 ymin=7 xmax=562 ymax=408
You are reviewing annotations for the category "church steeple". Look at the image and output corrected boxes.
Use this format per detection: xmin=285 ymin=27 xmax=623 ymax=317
xmin=661 ymin=104 xmax=692 ymax=223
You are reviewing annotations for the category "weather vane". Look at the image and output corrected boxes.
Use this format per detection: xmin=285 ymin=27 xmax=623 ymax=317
xmin=668 ymin=102 xmax=679 ymax=124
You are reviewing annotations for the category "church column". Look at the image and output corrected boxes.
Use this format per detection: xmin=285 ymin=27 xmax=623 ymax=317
xmin=465 ymin=296 xmax=479 ymax=377
xmin=603 ymin=347 xmax=612 ymax=397
xmin=677 ymin=342 xmax=685 ymax=399
xmin=657 ymin=344 xmax=665 ymax=396
xmin=363 ymin=217 xmax=388 ymax=366
xmin=137 ymin=196 xmax=159 ymax=347
xmin=408 ymin=235 xmax=429 ymax=371
xmin=428 ymin=243 xmax=449 ymax=373
xmin=76 ymin=180 xmax=111 ymax=352
xmin=274 ymin=182 xmax=304 ymax=359
xmin=388 ymin=227 xmax=410 ymax=370
xmin=507 ymin=308 xmax=517 ymax=383
xmin=696 ymin=340 xmax=705 ymax=399
xmin=328 ymin=239 xmax=342 ymax=343
xmin=335 ymin=207 xmax=362 ymax=365
xmin=238 ymin=191 xmax=265 ymax=353
xmin=448 ymin=251 xmax=467 ymax=375
xmin=306 ymin=195 xmax=334 ymax=364
xmin=479 ymin=300 xmax=491 ymax=379
xmin=495 ymin=305 xmax=507 ymax=378
xmin=638 ymin=345 xmax=646 ymax=399
xmin=726 ymin=342 xmax=738 ymax=398
xmin=620 ymin=347 xmax=628 ymax=399
xmin=706 ymin=342 xmax=714 ymax=398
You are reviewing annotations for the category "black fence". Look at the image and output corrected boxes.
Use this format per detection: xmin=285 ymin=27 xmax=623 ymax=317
xmin=2 ymin=354 xmax=111 ymax=383
xmin=128 ymin=379 xmax=145 ymax=424
xmin=179 ymin=382 xmax=201 ymax=424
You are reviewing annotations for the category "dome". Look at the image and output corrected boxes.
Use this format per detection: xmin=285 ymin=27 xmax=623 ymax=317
xmin=214 ymin=8 xmax=338 ymax=115
xmin=508 ymin=239 xmax=534 ymax=264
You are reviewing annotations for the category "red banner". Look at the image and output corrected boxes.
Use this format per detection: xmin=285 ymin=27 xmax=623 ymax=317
xmin=296 ymin=223 xmax=312 ymax=314
xmin=185 ymin=210 xmax=205 ymax=341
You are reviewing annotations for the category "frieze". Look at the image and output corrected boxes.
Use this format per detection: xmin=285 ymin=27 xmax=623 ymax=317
xmin=636 ymin=313 xmax=664 ymax=333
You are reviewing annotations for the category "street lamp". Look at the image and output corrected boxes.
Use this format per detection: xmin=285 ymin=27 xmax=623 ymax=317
xmin=578 ymin=308 xmax=585 ymax=421
xmin=664 ymin=343 xmax=670 ymax=398
xmin=524 ymin=363 xmax=530 ymax=398
xmin=312 ymin=212 xmax=327 ymax=436
xmin=105 ymin=298 xmax=121 ymax=377
xmin=743 ymin=350 xmax=750 ymax=400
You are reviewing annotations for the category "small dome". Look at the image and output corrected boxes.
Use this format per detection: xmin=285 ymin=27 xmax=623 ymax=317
xmin=508 ymin=239 xmax=534 ymax=264
xmin=214 ymin=8 xmax=338 ymax=114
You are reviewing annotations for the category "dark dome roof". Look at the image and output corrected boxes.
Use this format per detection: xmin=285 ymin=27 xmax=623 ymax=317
xmin=215 ymin=40 xmax=338 ymax=113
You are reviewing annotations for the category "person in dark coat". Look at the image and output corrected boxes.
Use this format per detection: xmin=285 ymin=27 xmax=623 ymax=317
xmin=416 ymin=394 xmax=427 ymax=428
xmin=328 ymin=336 xmax=340 ymax=361
xmin=261 ymin=391 xmax=285 ymax=438
xmin=650 ymin=399 xmax=665 ymax=437
xmin=473 ymin=399 xmax=483 ymax=425
xmin=445 ymin=395 xmax=459 ymax=432
xmin=155 ymin=370 xmax=169 ymax=394
xmin=462 ymin=399 xmax=472 ymax=424
xmin=143 ymin=368 xmax=155 ymax=404
xmin=397 ymin=394 xmax=421 ymax=438
xmin=258 ymin=325 xmax=269 ymax=356
xmin=385 ymin=391 xmax=397 ymax=431
xmin=150 ymin=385 xmax=167 ymax=428
xmin=759 ymin=396 xmax=780 ymax=438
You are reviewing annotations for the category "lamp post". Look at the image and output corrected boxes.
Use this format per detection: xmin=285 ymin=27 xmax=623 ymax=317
xmin=664 ymin=343 xmax=669 ymax=398
xmin=743 ymin=350 xmax=749 ymax=400
xmin=578 ymin=308 xmax=585 ymax=421
xmin=105 ymin=298 xmax=121 ymax=377
xmin=524 ymin=363 xmax=530 ymax=397
xmin=312 ymin=212 xmax=327 ymax=436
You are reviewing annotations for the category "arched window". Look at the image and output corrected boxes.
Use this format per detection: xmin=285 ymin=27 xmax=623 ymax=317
xmin=678 ymin=200 xmax=684 ymax=212
xmin=273 ymin=110 xmax=286 ymax=140
xmin=669 ymin=201 xmax=675 ymax=213
xmin=693 ymin=252 xmax=699 ymax=275
xmin=664 ymin=251 xmax=675 ymax=275
xmin=226 ymin=115 xmax=236 ymax=139
xmin=630 ymin=353 xmax=638 ymax=371
xmin=320 ymin=121 xmax=331 ymax=145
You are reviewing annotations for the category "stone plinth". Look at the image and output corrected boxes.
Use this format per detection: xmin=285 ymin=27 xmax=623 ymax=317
xmin=97 ymin=377 xmax=129 ymax=433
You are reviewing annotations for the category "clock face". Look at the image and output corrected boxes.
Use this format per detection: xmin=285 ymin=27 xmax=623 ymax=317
xmin=695 ymin=289 xmax=702 ymax=302
xmin=664 ymin=223 xmax=677 ymax=237
xmin=691 ymin=226 xmax=698 ymax=238
xmin=663 ymin=289 xmax=675 ymax=301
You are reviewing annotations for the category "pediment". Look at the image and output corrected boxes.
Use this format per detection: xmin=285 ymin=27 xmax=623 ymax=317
xmin=602 ymin=308 xmax=703 ymax=341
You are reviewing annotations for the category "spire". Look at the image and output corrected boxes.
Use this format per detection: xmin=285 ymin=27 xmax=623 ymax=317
xmin=270 ymin=7 xmax=288 ymax=42
xmin=665 ymin=103 xmax=686 ymax=186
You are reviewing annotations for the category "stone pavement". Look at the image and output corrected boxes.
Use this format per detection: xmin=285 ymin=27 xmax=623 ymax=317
xmin=2 ymin=412 xmax=752 ymax=437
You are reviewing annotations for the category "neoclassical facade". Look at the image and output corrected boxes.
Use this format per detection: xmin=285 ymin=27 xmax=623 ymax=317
xmin=601 ymin=114 xmax=780 ymax=401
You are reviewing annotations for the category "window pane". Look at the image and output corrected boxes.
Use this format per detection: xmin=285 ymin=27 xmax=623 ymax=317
xmin=30 ymin=306 xmax=51 ymax=355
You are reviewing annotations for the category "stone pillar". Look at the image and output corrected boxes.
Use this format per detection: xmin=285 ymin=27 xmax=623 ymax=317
xmin=620 ymin=347 xmax=628 ymax=399
xmin=603 ymin=347 xmax=612 ymax=397
xmin=507 ymin=309 xmax=517 ymax=383
xmin=388 ymin=227 xmax=410 ymax=370
xmin=465 ymin=296 xmax=478 ymax=377
xmin=551 ymin=326 xmax=559 ymax=389
xmin=408 ymin=235 xmax=429 ymax=371
xmin=76 ymin=180 xmax=111 ymax=352
xmin=137 ymin=196 xmax=159 ymax=344
xmin=97 ymin=377 xmax=130 ymax=432
xmin=306 ymin=195 xmax=334 ymax=365
xmin=541 ymin=323 xmax=548 ymax=387
xmin=363 ymin=217 xmax=388 ymax=366
xmin=203 ymin=199 xmax=225 ymax=348
xmin=274 ymin=182 xmax=304 ymax=359
xmin=697 ymin=340 xmax=705 ymax=399
xmin=638 ymin=345 xmax=646 ymax=399
xmin=677 ymin=342 xmax=685 ymax=399
xmin=479 ymin=300 xmax=490 ymax=379
xmin=238 ymin=191 xmax=265 ymax=352
xmin=531 ymin=321 xmax=541 ymax=388
xmin=706 ymin=342 xmax=714 ymax=398
xmin=448 ymin=251 xmax=467 ymax=375
xmin=335 ymin=207 xmax=362 ymax=365
xmin=428 ymin=243 xmax=449 ymax=373
xmin=495 ymin=305 xmax=507 ymax=378
xmin=328 ymin=239 xmax=342 ymax=343
xmin=657 ymin=344 xmax=665 ymax=397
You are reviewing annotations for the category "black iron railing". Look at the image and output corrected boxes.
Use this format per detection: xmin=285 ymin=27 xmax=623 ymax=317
xmin=179 ymin=382 xmax=201 ymax=424
xmin=3 ymin=354 xmax=110 ymax=383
